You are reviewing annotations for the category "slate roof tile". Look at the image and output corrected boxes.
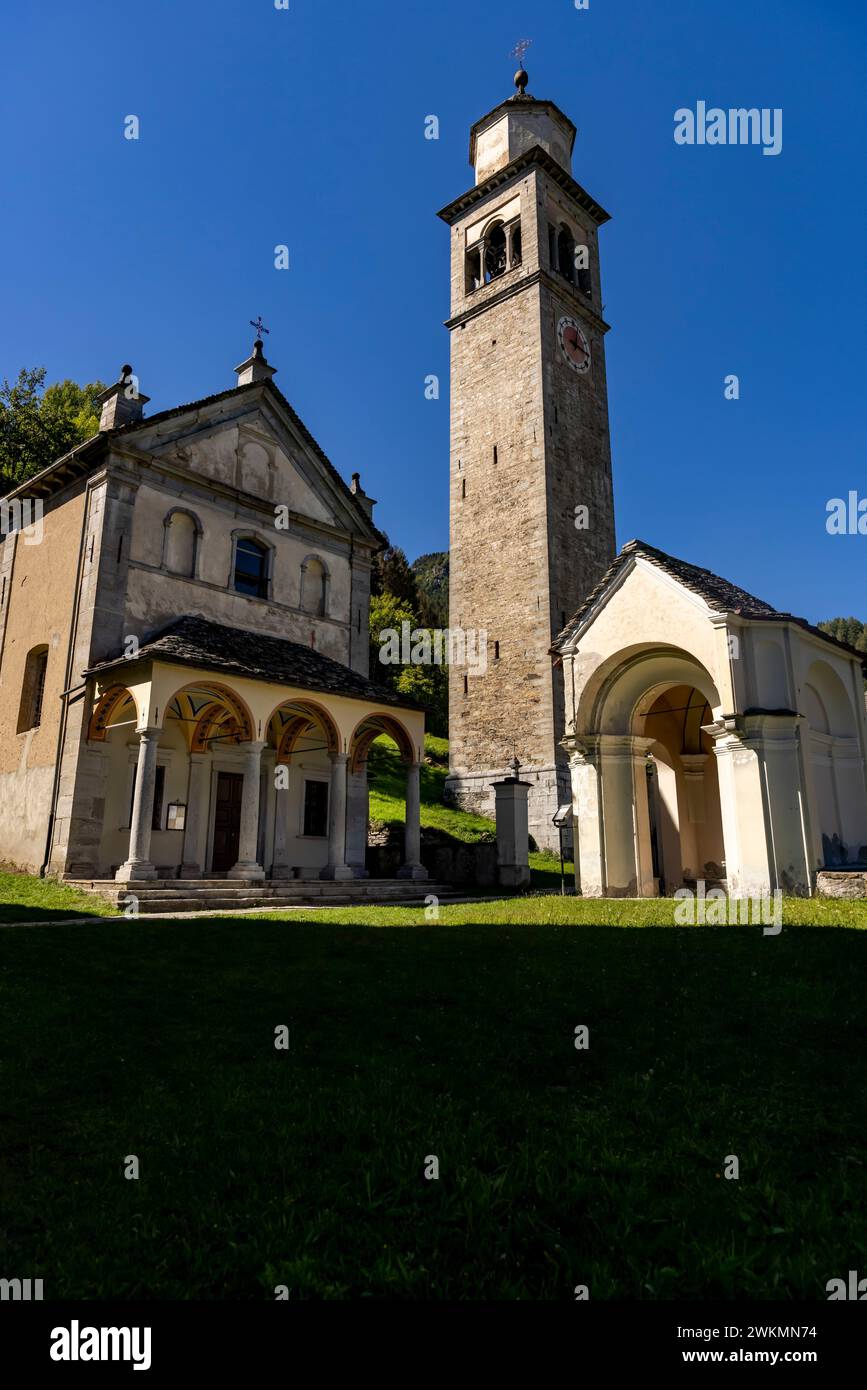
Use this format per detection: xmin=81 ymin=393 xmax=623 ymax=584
xmin=552 ymin=539 xmax=867 ymax=665
xmin=86 ymin=615 xmax=424 ymax=711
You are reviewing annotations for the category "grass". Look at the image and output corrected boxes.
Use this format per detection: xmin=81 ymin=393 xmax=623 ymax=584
xmin=368 ymin=734 xmax=498 ymax=844
xmin=0 ymin=869 xmax=119 ymax=923
xmin=1 ymin=910 xmax=866 ymax=1299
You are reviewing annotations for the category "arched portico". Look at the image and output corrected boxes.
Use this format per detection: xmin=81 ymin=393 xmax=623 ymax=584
xmin=566 ymin=647 xmax=727 ymax=897
xmin=85 ymin=645 xmax=426 ymax=885
xmin=348 ymin=713 xmax=427 ymax=881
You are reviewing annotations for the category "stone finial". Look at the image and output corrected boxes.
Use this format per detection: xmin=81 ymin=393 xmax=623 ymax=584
xmin=234 ymin=337 xmax=277 ymax=386
xmin=96 ymin=364 xmax=150 ymax=431
xmin=350 ymin=471 xmax=377 ymax=521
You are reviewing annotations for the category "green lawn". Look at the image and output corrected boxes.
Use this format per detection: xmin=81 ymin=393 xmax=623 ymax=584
xmin=1 ymin=910 xmax=866 ymax=1298
xmin=0 ymin=870 xmax=119 ymax=923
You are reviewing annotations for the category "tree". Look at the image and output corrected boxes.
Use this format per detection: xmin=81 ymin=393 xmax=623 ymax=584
xmin=371 ymin=545 xmax=419 ymax=608
xmin=819 ymin=617 xmax=867 ymax=653
xmin=369 ymin=590 xmax=448 ymax=736
xmin=0 ymin=367 xmax=106 ymax=493
xmin=412 ymin=550 xmax=449 ymax=628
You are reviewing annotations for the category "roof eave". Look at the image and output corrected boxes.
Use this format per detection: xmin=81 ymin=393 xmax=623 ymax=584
xmin=437 ymin=144 xmax=611 ymax=227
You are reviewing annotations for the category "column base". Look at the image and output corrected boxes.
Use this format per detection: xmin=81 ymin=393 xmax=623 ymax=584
xmin=320 ymin=865 xmax=355 ymax=881
xmin=270 ymin=865 xmax=295 ymax=880
xmin=115 ymin=861 xmax=158 ymax=882
xmin=229 ymin=862 xmax=266 ymax=881
xmin=397 ymin=863 xmax=429 ymax=881
xmin=178 ymin=864 xmax=203 ymax=880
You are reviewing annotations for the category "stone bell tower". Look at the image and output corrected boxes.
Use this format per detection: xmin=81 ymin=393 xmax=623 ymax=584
xmin=439 ymin=65 xmax=617 ymax=851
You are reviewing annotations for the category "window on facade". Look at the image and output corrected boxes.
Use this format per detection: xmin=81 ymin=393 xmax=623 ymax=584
xmin=558 ymin=224 xmax=576 ymax=285
xmin=17 ymin=645 xmax=49 ymax=732
xmin=233 ymin=537 xmax=269 ymax=598
xmin=303 ymin=779 xmax=329 ymax=837
xmin=484 ymin=222 xmax=508 ymax=282
xmin=164 ymin=510 xmax=198 ymax=577
xmin=465 ymin=245 xmax=482 ymax=293
xmin=301 ymin=556 xmax=327 ymax=616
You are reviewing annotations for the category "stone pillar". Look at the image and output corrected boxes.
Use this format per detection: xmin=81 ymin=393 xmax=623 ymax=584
xmin=398 ymin=760 xmax=427 ymax=880
xmin=597 ymin=734 xmax=643 ymax=897
xmin=230 ymin=740 xmax=266 ymax=880
xmin=179 ymin=752 xmax=209 ymax=878
xmin=321 ymin=752 xmax=353 ymax=880
xmin=743 ymin=714 xmax=812 ymax=895
xmin=271 ymin=764 xmax=293 ymax=879
xmin=345 ymin=762 xmax=370 ymax=878
xmin=630 ymin=738 xmax=657 ymax=898
xmin=115 ymin=727 xmax=160 ymax=882
xmin=710 ymin=719 xmax=773 ymax=898
xmin=566 ymin=739 xmax=604 ymax=896
xmin=491 ymin=774 xmax=531 ymax=889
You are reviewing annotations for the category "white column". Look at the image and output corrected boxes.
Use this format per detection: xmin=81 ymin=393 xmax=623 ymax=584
xmin=566 ymin=739 xmax=604 ymax=897
xmin=116 ymin=727 xmax=160 ymax=882
xmin=321 ymin=752 xmax=353 ymax=880
xmin=598 ymin=734 xmax=643 ymax=897
xmin=631 ymin=738 xmax=658 ymax=898
xmin=179 ymin=752 xmax=209 ymax=878
xmin=272 ymin=764 xmax=293 ymax=878
xmin=398 ymin=760 xmax=427 ymax=881
xmin=711 ymin=720 xmax=772 ymax=898
xmin=230 ymin=740 xmax=266 ymax=880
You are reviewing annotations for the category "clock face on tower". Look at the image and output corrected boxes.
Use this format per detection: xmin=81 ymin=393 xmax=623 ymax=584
xmin=557 ymin=315 xmax=591 ymax=374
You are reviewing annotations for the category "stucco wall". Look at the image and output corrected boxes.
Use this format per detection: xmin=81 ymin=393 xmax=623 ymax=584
xmin=0 ymin=487 xmax=86 ymax=869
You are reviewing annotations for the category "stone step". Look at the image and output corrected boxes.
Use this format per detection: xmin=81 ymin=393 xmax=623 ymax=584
xmin=66 ymin=877 xmax=462 ymax=915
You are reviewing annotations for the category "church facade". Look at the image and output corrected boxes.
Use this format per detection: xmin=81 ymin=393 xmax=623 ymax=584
xmin=0 ymin=348 xmax=426 ymax=884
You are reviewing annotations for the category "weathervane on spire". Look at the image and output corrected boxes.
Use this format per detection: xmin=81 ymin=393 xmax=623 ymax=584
xmin=511 ymin=38 xmax=532 ymax=94
xmin=249 ymin=315 xmax=270 ymax=344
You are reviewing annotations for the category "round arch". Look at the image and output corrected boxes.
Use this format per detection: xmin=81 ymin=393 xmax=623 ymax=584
xmin=163 ymin=681 xmax=255 ymax=745
xmin=575 ymin=645 xmax=723 ymax=739
xmin=803 ymin=659 xmax=857 ymax=738
xmin=88 ymin=685 xmax=140 ymax=741
xmin=349 ymin=712 xmax=414 ymax=774
xmin=268 ymin=698 xmax=340 ymax=763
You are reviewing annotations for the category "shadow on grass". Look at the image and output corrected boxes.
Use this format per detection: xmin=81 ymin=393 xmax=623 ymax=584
xmin=1 ymin=916 xmax=866 ymax=1297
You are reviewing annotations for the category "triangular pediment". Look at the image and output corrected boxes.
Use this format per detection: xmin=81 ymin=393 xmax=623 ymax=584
xmin=554 ymin=538 xmax=785 ymax=654
xmin=120 ymin=383 xmax=376 ymax=541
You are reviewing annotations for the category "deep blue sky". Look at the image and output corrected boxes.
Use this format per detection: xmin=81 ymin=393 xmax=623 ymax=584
xmin=2 ymin=0 xmax=865 ymax=623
